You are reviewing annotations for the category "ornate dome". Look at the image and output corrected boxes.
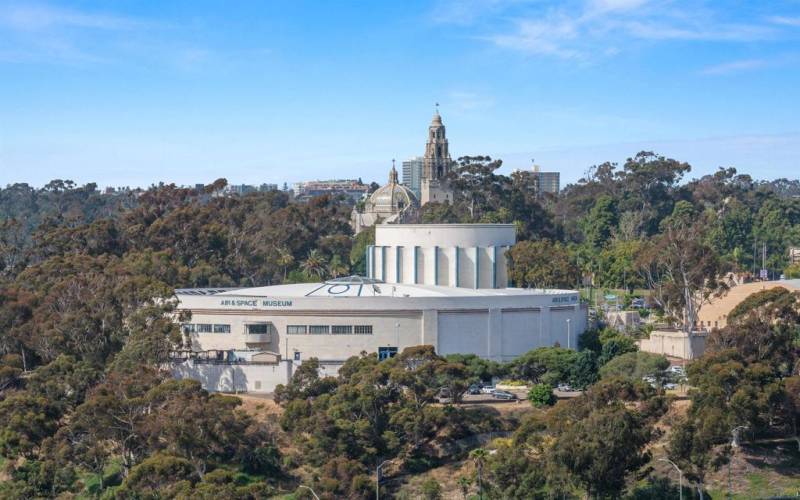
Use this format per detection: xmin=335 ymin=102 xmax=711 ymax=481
xmin=367 ymin=163 xmax=418 ymax=214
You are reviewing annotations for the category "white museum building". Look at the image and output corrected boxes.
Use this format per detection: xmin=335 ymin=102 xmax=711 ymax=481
xmin=171 ymin=224 xmax=588 ymax=393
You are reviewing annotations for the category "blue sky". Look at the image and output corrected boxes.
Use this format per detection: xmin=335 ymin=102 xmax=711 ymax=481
xmin=1 ymin=0 xmax=799 ymax=188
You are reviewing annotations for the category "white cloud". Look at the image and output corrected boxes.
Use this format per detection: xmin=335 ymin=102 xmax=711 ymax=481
xmin=767 ymin=16 xmax=800 ymax=27
xmin=700 ymin=58 xmax=768 ymax=75
xmin=463 ymin=1 xmax=790 ymax=60
xmin=488 ymin=13 xmax=582 ymax=58
xmin=0 ymin=3 xmax=144 ymax=31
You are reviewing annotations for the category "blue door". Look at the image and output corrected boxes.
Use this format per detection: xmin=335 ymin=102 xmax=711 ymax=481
xmin=378 ymin=347 xmax=398 ymax=360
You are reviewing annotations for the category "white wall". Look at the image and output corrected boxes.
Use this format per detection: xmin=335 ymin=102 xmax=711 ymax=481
xmin=500 ymin=310 xmax=541 ymax=359
xmin=376 ymin=224 xmax=515 ymax=248
xmin=438 ymin=311 xmax=489 ymax=356
xmin=171 ymin=361 xmax=287 ymax=393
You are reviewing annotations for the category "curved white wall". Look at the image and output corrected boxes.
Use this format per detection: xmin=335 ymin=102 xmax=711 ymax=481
xmin=370 ymin=224 xmax=515 ymax=289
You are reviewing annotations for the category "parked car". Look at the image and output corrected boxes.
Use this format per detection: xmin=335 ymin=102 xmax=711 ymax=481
xmin=467 ymin=384 xmax=482 ymax=395
xmin=631 ymin=298 xmax=646 ymax=308
xmin=435 ymin=388 xmax=452 ymax=403
xmin=480 ymin=385 xmax=496 ymax=394
xmin=557 ymin=383 xmax=574 ymax=392
xmin=664 ymin=383 xmax=678 ymax=390
xmin=492 ymin=390 xmax=517 ymax=400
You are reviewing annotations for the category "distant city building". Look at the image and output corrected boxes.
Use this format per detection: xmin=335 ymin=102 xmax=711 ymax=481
xmin=420 ymin=109 xmax=455 ymax=205
xmin=221 ymin=184 xmax=279 ymax=196
xmin=226 ymin=184 xmax=258 ymax=195
xmin=402 ymin=156 xmax=424 ymax=199
xmin=531 ymin=165 xmax=560 ymax=196
xmin=292 ymin=179 xmax=369 ymax=204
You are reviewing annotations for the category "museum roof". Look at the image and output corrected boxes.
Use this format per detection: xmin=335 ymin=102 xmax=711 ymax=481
xmin=176 ymin=276 xmax=576 ymax=299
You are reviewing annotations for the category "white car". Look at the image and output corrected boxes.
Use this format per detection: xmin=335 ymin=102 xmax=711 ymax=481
xmin=669 ymin=365 xmax=686 ymax=374
xmin=480 ymin=386 xmax=496 ymax=394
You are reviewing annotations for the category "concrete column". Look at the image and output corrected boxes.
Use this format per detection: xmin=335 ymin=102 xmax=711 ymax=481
xmin=541 ymin=306 xmax=553 ymax=346
xmin=473 ymin=246 xmax=480 ymax=289
xmin=367 ymin=245 xmax=374 ymax=278
xmin=421 ymin=309 xmax=438 ymax=351
xmin=491 ymin=245 xmax=498 ymax=289
xmin=413 ymin=246 xmax=419 ymax=284
xmin=454 ymin=246 xmax=460 ymax=287
xmin=487 ymin=308 xmax=502 ymax=361
xmin=434 ymin=246 xmax=439 ymax=286
xmin=381 ymin=246 xmax=386 ymax=281
xmin=396 ymin=246 xmax=402 ymax=283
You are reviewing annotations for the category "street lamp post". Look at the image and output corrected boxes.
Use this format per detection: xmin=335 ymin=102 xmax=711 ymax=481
xmin=298 ymin=485 xmax=320 ymax=500
xmin=376 ymin=459 xmax=393 ymax=500
xmin=566 ymin=318 xmax=571 ymax=349
xmin=658 ymin=458 xmax=683 ymax=500
xmin=728 ymin=425 xmax=748 ymax=498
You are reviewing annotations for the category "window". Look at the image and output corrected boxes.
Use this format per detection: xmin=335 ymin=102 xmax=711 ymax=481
xmin=309 ymin=325 xmax=330 ymax=334
xmin=378 ymin=347 xmax=398 ymax=360
xmin=332 ymin=325 xmax=352 ymax=335
xmin=181 ymin=324 xmax=196 ymax=334
xmin=213 ymin=324 xmax=231 ymax=333
xmin=247 ymin=323 xmax=276 ymax=335
xmin=287 ymin=325 xmax=307 ymax=335
xmin=196 ymin=324 xmax=213 ymax=333
xmin=354 ymin=325 xmax=373 ymax=335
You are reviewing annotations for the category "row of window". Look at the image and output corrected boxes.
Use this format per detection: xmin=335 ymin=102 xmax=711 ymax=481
xmin=181 ymin=323 xmax=372 ymax=336
xmin=287 ymin=325 xmax=373 ymax=335
xmin=182 ymin=323 xmax=231 ymax=334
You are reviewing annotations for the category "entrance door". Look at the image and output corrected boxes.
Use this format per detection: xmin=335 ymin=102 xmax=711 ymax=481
xmin=378 ymin=347 xmax=398 ymax=360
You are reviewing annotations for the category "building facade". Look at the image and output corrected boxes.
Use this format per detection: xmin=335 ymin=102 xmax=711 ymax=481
xmin=531 ymin=165 xmax=560 ymax=196
xmin=171 ymin=223 xmax=588 ymax=393
xmin=173 ymin=277 xmax=587 ymax=392
xmin=402 ymin=156 xmax=424 ymax=199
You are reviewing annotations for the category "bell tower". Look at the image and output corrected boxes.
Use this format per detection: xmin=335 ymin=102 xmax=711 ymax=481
xmin=420 ymin=104 xmax=454 ymax=205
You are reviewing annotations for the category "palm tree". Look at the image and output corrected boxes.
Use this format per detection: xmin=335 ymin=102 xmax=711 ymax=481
xmin=277 ymin=247 xmax=295 ymax=282
xmin=302 ymin=249 xmax=327 ymax=280
xmin=470 ymin=448 xmax=488 ymax=500
xmin=327 ymin=254 xmax=349 ymax=278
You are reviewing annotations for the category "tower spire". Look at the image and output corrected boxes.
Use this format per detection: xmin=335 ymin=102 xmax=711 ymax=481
xmin=389 ymin=159 xmax=398 ymax=184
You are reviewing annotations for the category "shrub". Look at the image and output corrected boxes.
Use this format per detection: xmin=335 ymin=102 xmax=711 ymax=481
xmin=528 ymin=384 xmax=556 ymax=408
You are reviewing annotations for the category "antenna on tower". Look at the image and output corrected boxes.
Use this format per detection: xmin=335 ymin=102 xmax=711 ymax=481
xmin=435 ymin=102 xmax=439 ymax=114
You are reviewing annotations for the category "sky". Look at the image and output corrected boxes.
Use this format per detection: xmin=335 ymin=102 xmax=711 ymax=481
xmin=1 ymin=0 xmax=799 ymax=189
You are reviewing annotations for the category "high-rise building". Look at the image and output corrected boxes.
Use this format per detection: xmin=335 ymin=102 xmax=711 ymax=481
xmin=402 ymin=156 xmax=423 ymax=199
xmin=420 ymin=109 xmax=454 ymax=205
xmin=531 ymin=165 xmax=560 ymax=196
